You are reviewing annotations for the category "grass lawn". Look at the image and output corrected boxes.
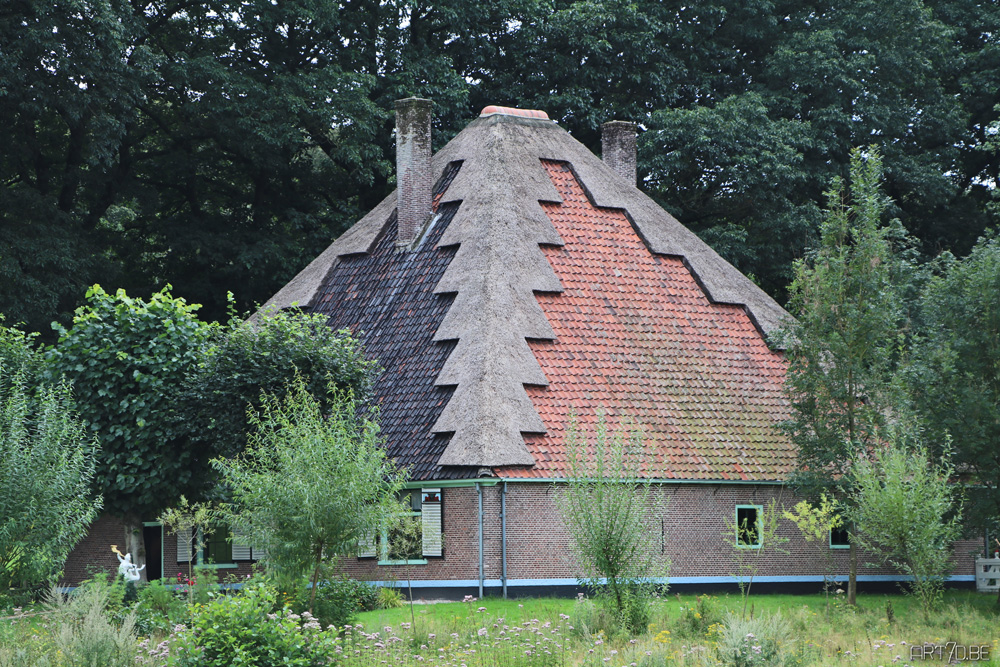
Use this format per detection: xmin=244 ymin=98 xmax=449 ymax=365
xmin=352 ymin=590 xmax=1000 ymax=667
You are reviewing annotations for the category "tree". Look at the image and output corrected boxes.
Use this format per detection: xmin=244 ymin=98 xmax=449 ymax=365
xmin=177 ymin=306 xmax=374 ymax=463
xmin=560 ymin=414 xmax=669 ymax=634
xmin=780 ymin=148 xmax=909 ymax=605
xmin=910 ymin=233 xmax=1000 ymax=535
xmin=0 ymin=0 xmax=156 ymax=338
xmin=5 ymin=0 xmax=999 ymax=332
xmin=45 ymin=285 xmax=213 ymax=576
xmin=212 ymin=378 xmax=407 ymax=613
xmin=158 ymin=496 xmax=216 ymax=603
xmin=783 ymin=493 xmax=843 ymax=610
xmin=848 ymin=430 xmax=962 ymax=615
xmin=0 ymin=326 xmax=101 ymax=590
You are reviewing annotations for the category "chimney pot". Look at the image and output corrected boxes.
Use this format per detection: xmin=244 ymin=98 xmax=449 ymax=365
xmin=395 ymin=97 xmax=433 ymax=249
xmin=602 ymin=120 xmax=637 ymax=185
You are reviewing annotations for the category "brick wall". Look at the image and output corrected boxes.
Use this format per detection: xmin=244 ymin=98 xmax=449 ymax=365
xmin=63 ymin=482 xmax=982 ymax=588
xmin=61 ymin=514 xmax=126 ymax=585
xmin=62 ymin=516 xmax=256 ymax=587
xmin=336 ymin=482 xmax=981 ymax=585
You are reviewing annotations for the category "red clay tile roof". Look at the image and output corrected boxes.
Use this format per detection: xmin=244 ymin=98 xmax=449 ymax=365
xmin=496 ymin=161 xmax=795 ymax=481
xmin=268 ymin=111 xmax=795 ymax=481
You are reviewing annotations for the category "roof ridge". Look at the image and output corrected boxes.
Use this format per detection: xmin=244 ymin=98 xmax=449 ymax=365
xmin=429 ymin=120 xmax=566 ymax=467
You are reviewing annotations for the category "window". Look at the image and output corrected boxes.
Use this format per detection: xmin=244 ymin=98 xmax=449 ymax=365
xmin=735 ymin=505 xmax=762 ymax=548
xmin=830 ymin=524 xmax=850 ymax=549
xmin=382 ymin=490 xmax=423 ymax=564
xmin=203 ymin=524 xmax=233 ymax=565
xmin=177 ymin=524 xmax=257 ymax=566
xmin=359 ymin=488 xmax=442 ymax=563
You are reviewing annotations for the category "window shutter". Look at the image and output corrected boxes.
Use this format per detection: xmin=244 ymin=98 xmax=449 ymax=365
xmin=251 ymin=545 xmax=268 ymax=561
xmin=421 ymin=488 xmax=442 ymax=557
xmin=231 ymin=528 xmax=252 ymax=561
xmin=177 ymin=527 xmax=193 ymax=562
xmin=358 ymin=531 xmax=377 ymax=558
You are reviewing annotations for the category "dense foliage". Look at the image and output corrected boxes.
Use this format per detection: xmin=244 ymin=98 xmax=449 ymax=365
xmin=3 ymin=0 xmax=999 ymax=335
xmin=910 ymin=234 xmax=1000 ymax=534
xmin=780 ymin=149 xmax=911 ymax=604
xmin=179 ymin=308 xmax=373 ymax=462
xmin=45 ymin=286 xmax=212 ymax=522
xmin=0 ymin=327 xmax=101 ymax=591
xmin=212 ymin=379 xmax=407 ymax=612
xmin=848 ymin=434 xmax=962 ymax=614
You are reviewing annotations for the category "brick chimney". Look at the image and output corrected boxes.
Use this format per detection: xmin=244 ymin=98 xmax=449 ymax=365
xmin=395 ymin=97 xmax=433 ymax=249
xmin=601 ymin=120 xmax=637 ymax=185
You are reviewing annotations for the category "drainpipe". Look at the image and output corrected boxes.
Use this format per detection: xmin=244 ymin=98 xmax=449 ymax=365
xmin=501 ymin=481 xmax=508 ymax=599
xmin=477 ymin=483 xmax=484 ymax=599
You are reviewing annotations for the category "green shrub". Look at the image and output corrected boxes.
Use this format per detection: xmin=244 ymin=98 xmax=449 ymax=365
xmin=171 ymin=583 xmax=336 ymax=667
xmin=377 ymin=586 xmax=404 ymax=609
xmin=132 ymin=579 xmax=186 ymax=635
xmin=715 ymin=613 xmax=791 ymax=667
xmin=570 ymin=596 xmax=619 ymax=639
xmin=45 ymin=583 xmax=138 ymax=667
xmin=189 ymin=565 xmax=219 ymax=605
xmin=308 ymin=575 xmax=379 ymax=628
xmin=606 ymin=584 xmax=652 ymax=634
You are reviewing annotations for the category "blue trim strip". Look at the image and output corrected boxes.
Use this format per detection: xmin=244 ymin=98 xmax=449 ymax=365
xmin=373 ymin=574 xmax=976 ymax=588
xmin=61 ymin=574 xmax=975 ymax=592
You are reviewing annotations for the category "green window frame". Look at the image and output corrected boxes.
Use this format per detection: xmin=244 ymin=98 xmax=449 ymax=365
xmin=735 ymin=505 xmax=763 ymax=549
xmin=829 ymin=523 xmax=850 ymax=549
xmin=379 ymin=491 xmax=428 ymax=566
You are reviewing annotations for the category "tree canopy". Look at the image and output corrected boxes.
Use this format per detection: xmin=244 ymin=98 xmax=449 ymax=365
xmin=3 ymin=0 xmax=999 ymax=333
xmin=780 ymin=148 xmax=911 ymax=604
xmin=44 ymin=285 xmax=213 ymax=521
xmin=910 ymin=234 xmax=1000 ymax=534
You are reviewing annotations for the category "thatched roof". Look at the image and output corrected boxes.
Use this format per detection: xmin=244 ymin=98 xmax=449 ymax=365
xmin=257 ymin=108 xmax=794 ymax=480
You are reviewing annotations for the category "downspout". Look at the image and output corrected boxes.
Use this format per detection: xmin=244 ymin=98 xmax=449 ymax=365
xmin=477 ymin=483 xmax=484 ymax=599
xmin=501 ymin=481 xmax=508 ymax=599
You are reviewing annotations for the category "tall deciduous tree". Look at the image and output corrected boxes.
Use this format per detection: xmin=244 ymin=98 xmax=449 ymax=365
xmin=4 ymin=0 xmax=999 ymax=333
xmin=911 ymin=233 xmax=1000 ymax=535
xmin=0 ymin=325 xmax=101 ymax=590
xmin=45 ymin=285 xmax=212 ymax=575
xmin=780 ymin=148 xmax=909 ymax=605
xmin=212 ymin=379 xmax=407 ymax=614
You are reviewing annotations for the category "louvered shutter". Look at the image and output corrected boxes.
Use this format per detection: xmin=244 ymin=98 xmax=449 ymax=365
xmin=231 ymin=528 xmax=252 ymax=561
xmin=251 ymin=545 xmax=268 ymax=561
xmin=421 ymin=488 xmax=442 ymax=557
xmin=358 ymin=531 xmax=377 ymax=558
xmin=177 ymin=527 xmax=193 ymax=562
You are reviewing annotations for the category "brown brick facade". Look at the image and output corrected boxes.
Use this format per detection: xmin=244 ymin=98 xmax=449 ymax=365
xmin=63 ymin=482 xmax=981 ymax=591
xmin=62 ymin=517 xmax=256 ymax=587
xmin=335 ymin=481 xmax=980 ymax=592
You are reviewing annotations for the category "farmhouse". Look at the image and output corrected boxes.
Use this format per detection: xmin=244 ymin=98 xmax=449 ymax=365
xmin=253 ymin=100 xmax=980 ymax=597
xmin=62 ymin=101 xmax=979 ymax=594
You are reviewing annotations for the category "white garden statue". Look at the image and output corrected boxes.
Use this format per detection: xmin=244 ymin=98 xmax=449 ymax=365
xmin=111 ymin=545 xmax=145 ymax=582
